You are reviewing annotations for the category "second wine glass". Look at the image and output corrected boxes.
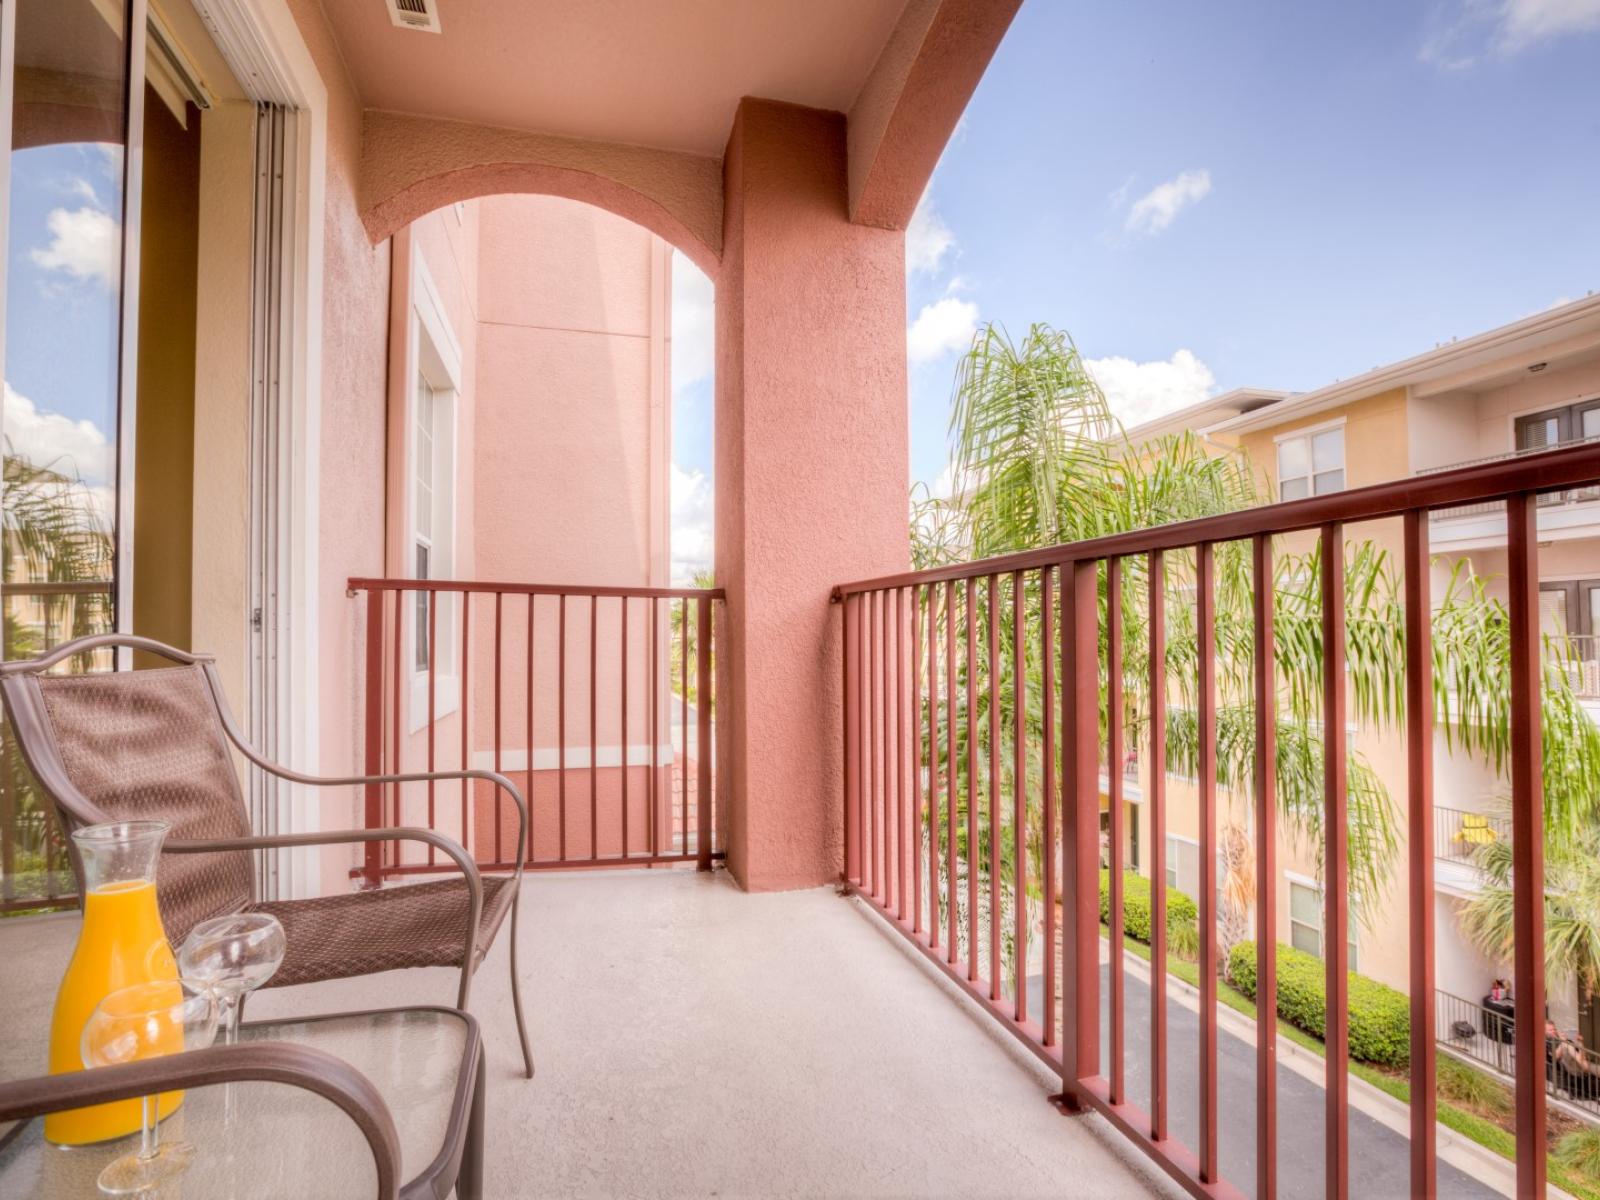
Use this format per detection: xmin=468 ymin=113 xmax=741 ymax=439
xmin=178 ymin=913 xmax=286 ymax=1044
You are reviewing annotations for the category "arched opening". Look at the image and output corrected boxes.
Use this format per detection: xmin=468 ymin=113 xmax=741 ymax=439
xmin=363 ymin=191 xmax=719 ymax=876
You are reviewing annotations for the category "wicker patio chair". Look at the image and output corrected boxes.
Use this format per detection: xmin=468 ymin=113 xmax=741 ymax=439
xmin=0 ymin=633 xmax=533 ymax=1078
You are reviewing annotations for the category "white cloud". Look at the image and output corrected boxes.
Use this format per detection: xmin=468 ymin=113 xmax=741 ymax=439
xmin=1422 ymin=0 xmax=1600 ymax=65
xmin=670 ymin=250 xmax=715 ymax=393
xmin=907 ymin=297 xmax=979 ymax=364
xmin=670 ymin=461 xmax=713 ymax=585
xmin=906 ymin=191 xmax=955 ymax=275
xmin=3 ymin=384 xmax=114 ymax=485
xmin=1124 ymin=170 xmax=1212 ymax=237
xmin=31 ymin=206 xmax=120 ymax=288
xmin=1085 ymin=349 xmax=1217 ymax=428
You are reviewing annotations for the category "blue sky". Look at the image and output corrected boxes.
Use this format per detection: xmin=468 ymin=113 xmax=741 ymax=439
xmin=672 ymin=1 xmax=1600 ymax=575
xmin=3 ymin=141 xmax=122 ymax=503
xmin=902 ymin=0 xmax=1600 ymax=489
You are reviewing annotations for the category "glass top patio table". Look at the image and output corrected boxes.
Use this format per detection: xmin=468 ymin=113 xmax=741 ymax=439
xmin=0 ymin=1005 xmax=477 ymax=1199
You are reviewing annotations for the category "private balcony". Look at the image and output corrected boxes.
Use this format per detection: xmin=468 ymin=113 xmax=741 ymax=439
xmin=1 ymin=869 xmax=1172 ymax=1199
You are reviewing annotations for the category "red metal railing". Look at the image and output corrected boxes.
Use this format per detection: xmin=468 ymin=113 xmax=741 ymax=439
xmin=834 ymin=441 xmax=1600 ymax=1200
xmin=348 ymin=579 xmax=724 ymax=882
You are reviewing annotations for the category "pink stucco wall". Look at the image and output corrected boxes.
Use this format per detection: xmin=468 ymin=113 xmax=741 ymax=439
xmin=284 ymin=0 xmax=392 ymax=895
xmin=716 ymin=100 xmax=908 ymax=890
xmin=377 ymin=194 xmax=678 ymax=864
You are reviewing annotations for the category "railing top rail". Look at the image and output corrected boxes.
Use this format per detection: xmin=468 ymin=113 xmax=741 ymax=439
xmin=834 ymin=440 xmax=1600 ymax=598
xmin=1418 ymin=432 xmax=1600 ymax=476
xmin=347 ymin=577 xmax=725 ymax=601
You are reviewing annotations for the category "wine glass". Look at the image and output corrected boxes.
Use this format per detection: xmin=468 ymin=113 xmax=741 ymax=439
xmin=80 ymin=979 xmax=219 ymax=1195
xmin=179 ymin=912 xmax=286 ymax=1044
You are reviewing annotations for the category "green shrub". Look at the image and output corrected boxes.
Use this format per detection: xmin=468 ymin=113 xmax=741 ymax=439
xmin=1098 ymin=869 xmax=1197 ymax=944
xmin=1556 ymin=1129 xmax=1600 ymax=1182
xmin=1435 ymin=1054 xmax=1511 ymax=1116
xmin=1228 ymin=940 xmax=1410 ymax=1067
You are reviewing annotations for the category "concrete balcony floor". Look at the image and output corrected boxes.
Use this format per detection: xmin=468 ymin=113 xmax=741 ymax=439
xmin=1 ymin=868 xmax=1175 ymax=1198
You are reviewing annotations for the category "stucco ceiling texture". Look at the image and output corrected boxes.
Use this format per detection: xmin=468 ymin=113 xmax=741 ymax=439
xmin=318 ymin=0 xmax=911 ymax=157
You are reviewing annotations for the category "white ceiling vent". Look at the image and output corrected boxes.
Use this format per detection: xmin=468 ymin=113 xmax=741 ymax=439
xmin=386 ymin=0 xmax=441 ymax=33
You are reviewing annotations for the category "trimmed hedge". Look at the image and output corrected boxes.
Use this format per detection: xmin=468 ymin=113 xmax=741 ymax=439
xmin=1098 ymin=869 xmax=1198 ymax=944
xmin=1229 ymin=940 xmax=1410 ymax=1067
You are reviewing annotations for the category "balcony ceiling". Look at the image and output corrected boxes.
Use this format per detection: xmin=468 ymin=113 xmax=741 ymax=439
xmin=318 ymin=0 xmax=912 ymax=158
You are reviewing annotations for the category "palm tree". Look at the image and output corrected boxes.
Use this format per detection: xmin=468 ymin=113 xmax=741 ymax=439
xmin=1461 ymin=825 xmax=1600 ymax=1035
xmin=916 ymin=321 xmax=1600 ymax=944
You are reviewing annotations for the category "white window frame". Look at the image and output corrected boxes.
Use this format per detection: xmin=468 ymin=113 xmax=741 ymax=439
xmin=1286 ymin=870 xmax=1358 ymax=971
xmin=406 ymin=255 xmax=462 ymax=732
xmin=1275 ymin=417 xmax=1347 ymax=500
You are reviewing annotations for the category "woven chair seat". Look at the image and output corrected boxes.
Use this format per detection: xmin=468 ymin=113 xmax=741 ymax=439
xmin=255 ymin=875 xmax=516 ymax=990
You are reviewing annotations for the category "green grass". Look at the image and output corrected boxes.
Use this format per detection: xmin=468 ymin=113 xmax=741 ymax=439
xmin=1102 ymin=925 xmax=1600 ymax=1199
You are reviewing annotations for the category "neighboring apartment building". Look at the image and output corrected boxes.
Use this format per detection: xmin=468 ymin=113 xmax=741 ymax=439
xmin=1116 ymin=294 xmax=1600 ymax=1039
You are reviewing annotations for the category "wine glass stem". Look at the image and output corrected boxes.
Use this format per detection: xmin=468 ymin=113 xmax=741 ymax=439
xmin=139 ymin=1093 xmax=159 ymax=1161
xmin=223 ymin=994 xmax=241 ymax=1045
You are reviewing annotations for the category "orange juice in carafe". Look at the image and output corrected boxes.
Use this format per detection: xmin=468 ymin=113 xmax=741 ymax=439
xmin=45 ymin=821 xmax=182 ymax=1145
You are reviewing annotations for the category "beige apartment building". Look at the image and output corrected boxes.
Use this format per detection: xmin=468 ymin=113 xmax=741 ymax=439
xmin=1116 ymin=294 xmax=1600 ymax=1043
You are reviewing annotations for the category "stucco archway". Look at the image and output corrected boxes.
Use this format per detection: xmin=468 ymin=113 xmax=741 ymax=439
xmin=358 ymin=110 xmax=723 ymax=278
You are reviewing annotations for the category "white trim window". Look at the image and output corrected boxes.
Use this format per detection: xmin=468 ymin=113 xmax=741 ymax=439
xmin=1287 ymin=875 xmax=1357 ymax=971
xmin=1277 ymin=423 xmax=1345 ymax=500
xmin=406 ymin=256 xmax=462 ymax=731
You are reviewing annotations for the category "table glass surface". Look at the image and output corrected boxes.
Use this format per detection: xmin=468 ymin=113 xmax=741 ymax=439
xmin=0 ymin=1008 xmax=468 ymax=1199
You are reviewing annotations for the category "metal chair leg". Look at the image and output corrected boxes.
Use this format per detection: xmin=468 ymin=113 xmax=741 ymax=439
xmin=509 ymin=891 xmax=534 ymax=1078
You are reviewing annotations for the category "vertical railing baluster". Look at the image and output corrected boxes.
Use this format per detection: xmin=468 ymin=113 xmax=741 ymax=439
xmin=1041 ymin=566 xmax=1057 ymax=1045
xmin=966 ymin=578 xmax=979 ymax=984
xmin=928 ymin=585 xmax=941 ymax=942
xmin=494 ymin=591 xmax=504 ymax=865
xmin=1253 ymin=534 xmax=1278 ymax=1200
xmin=843 ymin=593 xmax=860 ymax=886
xmin=1506 ymin=492 xmax=1547 ymax=1198
xmin=462 ymin=592 xmax=472 ymax=852
xmin=896 ymin=588 xmax=909 ymax=917
xmin=362 ymin=589 xmax=384 ymax=888
xmin=888 ymin=588 xmax=898 ymax=898
xmin=1062 ymin=558 xmax=1099 ymax=1102
xmin=622 ymin=597 xmax=630 ymax=860
xmin=1402 ymin=513 xmax=1434 ymax=1200
xmin=1198 ymin=543 xmax=1218 ymax=1184
xmin=558 ymin=594 xmax=568 ymax=860
xmin=870 ymin=592 xmax=883 ymax=902
xmin=1321 ymin=523 xmax=1349 ymax=1200
xmin=987 ymin=573 xmax=1001 ymax=999
xmin=649 ymin=596 xmax=658 ymax=857
xmin=1148 ymin=549 xmax=1167 ymax=1141
xmin=534 ymin=598 xmax=540 ymax=864
xmin=1012 ymin=570 xmax=1027 ymax=1019
xmin=678 ymin=600 xmax=689 ymax=858
xmin=912 ymin=587 xmax=923 ymax=930
xmin=388 ymin=588 xmax=398 ymax=857
xmin=946 ymin=579 xmax=958 ymax=963
xmin=697 ymin=595 xmax=712 ymax=871
xmin=588 ymin=597 xmax=598 ymax=859
xmin=428 ymin=583 xmax=438 ymax=866
xmin=1107 ymin=558 xmax=1125 ymax=1102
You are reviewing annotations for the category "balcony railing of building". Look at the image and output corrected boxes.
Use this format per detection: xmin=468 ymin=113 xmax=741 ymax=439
xmin=1433 ymin=803 xmax=1510 ymax=866
xmin=1554 ymin=632 xmax=1600 ymax=701
xmin=1421 ymin=434 xmax=1600 ymax=520
xmin=346 ymin=578 xmax=724 ymax=884
xmin=1436 ymin=986 xmax=1600 ymax=1119
xmin=0 ymin=580 xmax=114 ymax=915
xmin=834 ymin=440 xmax=1600 ymax=1200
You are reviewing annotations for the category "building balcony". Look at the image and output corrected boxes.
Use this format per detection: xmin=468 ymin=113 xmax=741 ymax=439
xmin=1424 ymin=439 xmax=1600 ymax=550
xmin=0 ymin=869 xmax=1169 ymax=1199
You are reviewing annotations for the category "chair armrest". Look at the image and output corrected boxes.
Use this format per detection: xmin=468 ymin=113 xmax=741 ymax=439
xmin=166 ymin=829 xmax=483 ymax=966
xmin=0 ymin=1043 xmax=402 ymax=1200
xmin=231 ymin=757 xmax=528 ymax=880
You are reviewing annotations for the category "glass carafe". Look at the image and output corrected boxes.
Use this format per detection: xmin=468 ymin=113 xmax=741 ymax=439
xmin=45 ymin=820 xmax=182 ymax=1146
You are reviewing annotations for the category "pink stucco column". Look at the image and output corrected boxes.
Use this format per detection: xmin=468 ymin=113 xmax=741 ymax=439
xmin=715 ymin=99 xmax=908 ymax=891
